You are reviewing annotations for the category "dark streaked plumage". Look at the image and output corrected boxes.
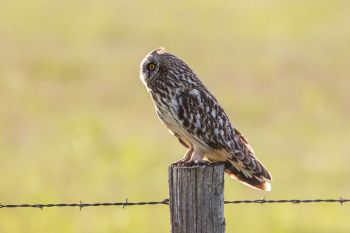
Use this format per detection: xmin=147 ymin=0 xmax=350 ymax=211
xmin=140 ymin=47 xmax=272 ymax=191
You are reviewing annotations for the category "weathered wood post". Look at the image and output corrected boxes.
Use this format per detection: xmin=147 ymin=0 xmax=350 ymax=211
xmin=168 ymin=163 xmax=225 ymax=233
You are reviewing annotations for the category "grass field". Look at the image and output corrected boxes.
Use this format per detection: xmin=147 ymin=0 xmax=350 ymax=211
xmin=1 ymin=1 xmax=350 ymax=232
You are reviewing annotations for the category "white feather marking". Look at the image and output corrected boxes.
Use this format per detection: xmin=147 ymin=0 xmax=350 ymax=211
xmin=218 ymin=117 xmax=223 ymax=126
xmin=220 ymin=129 xmax=225 ymax=137
xmin=214 ymin=128 xmax=219 ymax=135
xmin=189 ymin=89 xmax=200 ymax=96
xmin=195 ymin=114 xmax=201 ymax=128
xmin=198 ymin=98 xmax=204 ymax=108
xmin=211 ymin=109 xmax=216 ymax=118
xmin=189 ymin=89 xmax=204 ymax=108
xmin=264 ymin=182 xmax=272 ymax=191
xmin=171 ymin=98 xmax=178 ymax=111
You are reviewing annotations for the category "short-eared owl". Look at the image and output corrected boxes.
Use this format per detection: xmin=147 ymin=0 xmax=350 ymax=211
xmin=140 ymin=48 xmax=272 ymax=191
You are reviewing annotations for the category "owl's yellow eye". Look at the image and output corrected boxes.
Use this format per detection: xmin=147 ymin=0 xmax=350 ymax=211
xmin=148 ymin=63 xmax=156 ymax=71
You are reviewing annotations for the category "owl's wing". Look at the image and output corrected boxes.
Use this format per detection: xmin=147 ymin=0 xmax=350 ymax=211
xmin=175 ymin=87 xmax=271 ymax=189
xmin=175 ymin=87 xmax=234 ymax=151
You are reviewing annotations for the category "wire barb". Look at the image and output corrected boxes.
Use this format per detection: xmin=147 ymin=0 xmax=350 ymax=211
xmin=260 ymin=196 xmax=265 ymax=205
xmin=79 ymin=201 xmax=84 ymax=211
xmin=0 ymin=198 xmax=349 ymax=209
xmin=122 ymin=198 xmax=128 ymax=209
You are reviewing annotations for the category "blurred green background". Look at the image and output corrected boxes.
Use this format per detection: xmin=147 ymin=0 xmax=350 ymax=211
xmin=0 ymin=0 xmax=349 ymax=232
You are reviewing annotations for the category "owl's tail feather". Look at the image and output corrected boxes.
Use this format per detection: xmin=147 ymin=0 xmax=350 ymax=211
xmin=224 ymin=160 xmax=272 ymax=191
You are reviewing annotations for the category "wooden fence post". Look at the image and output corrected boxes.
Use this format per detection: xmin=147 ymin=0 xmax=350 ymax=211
xmin=168 ymin=163 xmax=225 ymax=233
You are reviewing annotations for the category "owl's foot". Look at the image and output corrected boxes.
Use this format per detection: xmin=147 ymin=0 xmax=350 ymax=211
xmin=193 ymin=160 xmax=211 ymax=166
xmin=172 ymin=160 xmax=211 ymax=167
xmin=171 ymin=159 xmax=189 ymax=167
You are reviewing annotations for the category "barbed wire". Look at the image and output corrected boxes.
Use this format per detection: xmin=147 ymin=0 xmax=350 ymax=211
xmin=0 ymin=198 xmax=169 ymax=210
xmin=224 ymin=196 xmax=349 ymax=205
xmin=0 ymin=197 xmax=348 ymax=209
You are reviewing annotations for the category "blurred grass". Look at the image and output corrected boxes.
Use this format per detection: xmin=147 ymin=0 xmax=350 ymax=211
xmin=0 ymin=0 xmax=350 ymax=232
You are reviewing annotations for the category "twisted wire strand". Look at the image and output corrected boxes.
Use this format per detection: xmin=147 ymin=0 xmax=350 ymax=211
xmin=224 ymin=197 xmax=349 ymax=205
xmin=0 ymin=197 xmax=349 ymax=209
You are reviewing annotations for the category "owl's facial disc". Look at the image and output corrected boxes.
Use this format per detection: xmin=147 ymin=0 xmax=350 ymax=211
xmin=140 ymin=54 xmax=160 ymax=87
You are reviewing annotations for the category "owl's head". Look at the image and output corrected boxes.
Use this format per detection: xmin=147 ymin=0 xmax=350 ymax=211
xmin=140 ymin=47 xmax=198 ymax=90
xmin=139 ymin=47 xmax=166 ymax=87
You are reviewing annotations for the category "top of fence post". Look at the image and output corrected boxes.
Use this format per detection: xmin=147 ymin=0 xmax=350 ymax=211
xmin=168 ymin=163 xmax=226 ymax=233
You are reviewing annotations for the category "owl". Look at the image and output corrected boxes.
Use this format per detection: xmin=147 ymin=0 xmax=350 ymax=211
xmin=140 ymin=48 xmax=272 ymax=191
